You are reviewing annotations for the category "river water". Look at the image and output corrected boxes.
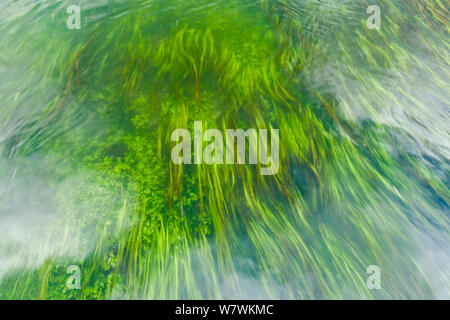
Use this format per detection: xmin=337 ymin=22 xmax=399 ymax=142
xmin=0 ymin=0 xmax=448 ymax=299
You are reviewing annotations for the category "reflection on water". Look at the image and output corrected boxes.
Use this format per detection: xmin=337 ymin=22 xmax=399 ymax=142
xmin=0 ymin=0 xmax=448 ymax=299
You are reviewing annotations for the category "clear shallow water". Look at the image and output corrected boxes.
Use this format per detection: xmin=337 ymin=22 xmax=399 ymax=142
xmin=0 ymin=0 xmax=448 ymax=299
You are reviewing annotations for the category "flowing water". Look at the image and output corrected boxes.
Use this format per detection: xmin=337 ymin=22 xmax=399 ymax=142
xmin=0 ymin=0 xmax=448 ymax=299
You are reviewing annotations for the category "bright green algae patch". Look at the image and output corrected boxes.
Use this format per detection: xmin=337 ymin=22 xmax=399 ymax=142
xmin=0 ymin=0 xmax=448 ymax=299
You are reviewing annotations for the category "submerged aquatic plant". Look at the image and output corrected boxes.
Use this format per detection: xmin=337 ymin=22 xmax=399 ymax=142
xmin=0 ymin=0 xmax=448 ymax=299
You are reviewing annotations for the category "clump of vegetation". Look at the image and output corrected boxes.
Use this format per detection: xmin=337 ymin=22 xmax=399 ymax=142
xmin=0 ymin=0 xmax=448 ymax=299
